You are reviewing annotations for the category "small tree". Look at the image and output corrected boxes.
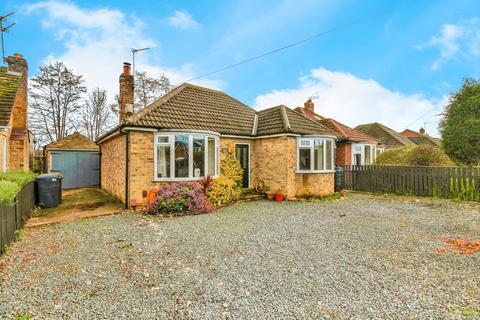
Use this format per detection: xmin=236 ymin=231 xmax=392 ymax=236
xmin=80 ymin=88 xmax=116 ymax=140
xmin=134 ymin=71 xmax=172 ymax=110
xmin=29 ymin=62 xmax=86 ymax=144
xmin=439 ymin=78 xmax=480 ymax=165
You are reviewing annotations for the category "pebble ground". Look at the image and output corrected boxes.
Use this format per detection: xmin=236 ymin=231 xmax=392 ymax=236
xmin=1 ymin=193 xmax=479 ymax=319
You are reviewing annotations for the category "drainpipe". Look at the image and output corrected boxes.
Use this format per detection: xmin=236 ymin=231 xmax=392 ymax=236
xmin=98 ymin=145 xmax=102 ymax=189
xmin=125 ymin=130 xmax=130 ymax=209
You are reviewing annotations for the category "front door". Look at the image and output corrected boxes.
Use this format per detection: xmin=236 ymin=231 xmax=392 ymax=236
xmin=235 ymin=144 xmax=250 ymax=188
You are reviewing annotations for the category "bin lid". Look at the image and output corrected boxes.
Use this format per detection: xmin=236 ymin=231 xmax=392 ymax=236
xmin=36 ymin=173 xmax=64 ymax=181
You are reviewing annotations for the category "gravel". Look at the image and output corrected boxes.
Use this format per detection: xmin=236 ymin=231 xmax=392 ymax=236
xmin=1 ymin=193 xmax=480 ymax=319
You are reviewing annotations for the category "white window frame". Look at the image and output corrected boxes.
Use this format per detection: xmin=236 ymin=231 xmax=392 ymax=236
xmin=351 ymin=143 xmax=377 ymax=165
xmin=296 ymin=137 xmax=336 ymax=173
xmin=153 ymin=132 xmax=220 ymax=181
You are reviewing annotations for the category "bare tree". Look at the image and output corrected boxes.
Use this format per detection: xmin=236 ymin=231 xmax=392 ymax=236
xmin=80 ymin=88 xmax=116 ymax=141
xmin=134 ymin=71 xmax=172 ymax=110
xmin=29 ymin=61 xmax=86 ymax=145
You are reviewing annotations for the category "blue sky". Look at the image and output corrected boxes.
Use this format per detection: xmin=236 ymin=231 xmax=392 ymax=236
xmin=2 ymin=0 xmax=480 ymax=136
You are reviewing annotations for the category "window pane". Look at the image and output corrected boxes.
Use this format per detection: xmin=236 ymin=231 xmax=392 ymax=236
xmin=364 ymin=145 xmax=371 ymax=165
xmin=175 ymin=135 xmax=189 ymax=178
xmin=314 ymin=139 xmax=324 ymax=170
xmin=157 ymin=136 xmax=169 ymax=143
xmin=326 ymin=140 xmax=333 ymax=170
xmin=192 ymin=136 xmax=205 ymax=178
xmin=299 ymin=148 xmax=311 ymax=171
xmin=299 ymin=139 xmax=311 ymax=147
xmin=157 ymin=145 xmax=170 ymax=178
xmin=208 ymin=137 xmax=216 ymax=176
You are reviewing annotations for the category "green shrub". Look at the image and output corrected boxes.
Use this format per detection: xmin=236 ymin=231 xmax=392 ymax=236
xmin=375 ymin=146 xmax=454 ymax=166
xmin=0 ymin=171 xmax=37 ymax=187
xmin=0 ymin=180 xmax=20 ymax=205
xmin=207 ymin=176 xmax=242 ymax=207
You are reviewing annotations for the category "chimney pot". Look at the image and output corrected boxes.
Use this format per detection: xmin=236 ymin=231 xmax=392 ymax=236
xmin=123 ymin=62 xmax=131 ymax=75
xmin=419 ymin=127 xmax=426 ymax=135
xmin=13 ymin=53 xmax=23 ymax=58
xmin=304 ymin=98 xmax=315 ymax=113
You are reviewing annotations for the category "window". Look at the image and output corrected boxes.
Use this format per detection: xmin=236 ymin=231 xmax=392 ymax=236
xmin=352 ymin=143 xmax=377 ymax=165
xmin=297 ymin=137 xmax=335 ymax=172
xmin=154 ymin=133 xmax=219 ymax=180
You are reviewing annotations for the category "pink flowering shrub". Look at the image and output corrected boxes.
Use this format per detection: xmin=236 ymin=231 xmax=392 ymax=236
xmin=146 ymin=182 xmax=213 ymax=215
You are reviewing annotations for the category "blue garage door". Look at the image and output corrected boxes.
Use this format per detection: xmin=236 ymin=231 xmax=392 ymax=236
xmin=50 ymin=151 xmax=100 ymax=189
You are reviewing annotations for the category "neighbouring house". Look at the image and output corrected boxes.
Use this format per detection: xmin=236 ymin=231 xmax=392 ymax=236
xmin=400 ymin=128 xmax=441 ymax=147
xmin=97 ymin=63 xmax=339 ymax=207
xmin=355 ymin=122 xmax=415 ymax=150
xmin=0 ymin=54 xmax=33 ymax=173
xmin=44 ymin=132 xmax=100 ymax=189
xmin=294 ymin=99 xmax=381 ymax=165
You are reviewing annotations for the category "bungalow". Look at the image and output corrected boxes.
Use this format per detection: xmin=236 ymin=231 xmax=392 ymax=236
xmin=0 ymin=54 xmax=33 ymax=173
xmin=400 ymin=128 xmax=441 ymax=147
xmin=294 ymin=99 xmax=381 ymax=165
xmin=355 ymin=122 xmax=415 ymax=150
xmin=97 ymin=63 xmax=339 ymax=207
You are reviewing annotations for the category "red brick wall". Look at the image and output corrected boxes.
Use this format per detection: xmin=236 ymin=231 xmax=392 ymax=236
xmin=335 ymin=142 xmax=351 ymax=166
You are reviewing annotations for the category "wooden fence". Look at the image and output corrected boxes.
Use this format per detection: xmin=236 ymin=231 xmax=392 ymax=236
xmin=0 ymin=182 xmax=35 ymax=250
xmin=342 ymin=165 xmax=480 ymax=201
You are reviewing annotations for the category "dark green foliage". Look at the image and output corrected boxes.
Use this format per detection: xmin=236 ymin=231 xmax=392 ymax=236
xmin=375 ymin=146 xmax=454 ymax=166
xmin=439 ymin=78 xmax=480 ymax=165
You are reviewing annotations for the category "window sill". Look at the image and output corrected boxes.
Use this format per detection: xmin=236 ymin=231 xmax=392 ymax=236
xmin=295 ymin=170 xmax=335 ymax=174
xmin=152 ymin=175 xmax=219 ymax=182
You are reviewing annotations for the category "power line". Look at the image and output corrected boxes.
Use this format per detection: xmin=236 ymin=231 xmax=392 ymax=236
xmin=177 ymin=0 xmax=409 ymax=85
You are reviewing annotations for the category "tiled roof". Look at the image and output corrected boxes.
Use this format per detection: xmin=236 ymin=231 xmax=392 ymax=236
xmin=106 ymin=84 xmax=337 ymax=139
xmin=355 ymin=122 xmax=414 ymax=149
xmin=256 ymin=105 xmax=337 ymax=136
xmin=293 ymin=106 xmax=376 ymax=143
xmin=400 ymin=129 xmax=441 ymax=147
xmin=127 ymin=84 xmax=256 ymax=136
xmin=46 ymin=132 xmax=99 ymax=150
xmin=0 ymin=66 xmax=22 ymax=127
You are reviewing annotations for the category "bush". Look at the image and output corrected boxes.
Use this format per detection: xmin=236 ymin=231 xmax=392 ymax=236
xmin=220 ymin=151 xmax=243 ymax=186
xmin=207 ymin=176 xmax=242 ymax=207
xmin=0 ymin=180 xmax=20 ymax=205
xmin=147 ymin=182 xmax=213 ymax=215
xmin=375 ymin=146 xmax=454 ymax=166
xmin=0 ymin=171 xmax=37 ymax=187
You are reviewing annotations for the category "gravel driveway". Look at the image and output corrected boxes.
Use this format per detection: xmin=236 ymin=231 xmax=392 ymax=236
xmin=1 ymin=193 xmax=479 ymax=319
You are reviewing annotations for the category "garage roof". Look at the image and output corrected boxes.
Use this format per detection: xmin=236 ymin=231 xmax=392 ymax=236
xmin=45 ymin=132 xmax=99 ymax=151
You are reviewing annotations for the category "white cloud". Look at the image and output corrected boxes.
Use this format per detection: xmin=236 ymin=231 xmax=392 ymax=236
xmin=22 ymin=1 xmax=219 ymax=102
xmin=419 ymin=18 xmax=480 ymax=70
xmin=255 ymin=68 xmax=447 ymax=137
xmin=167 ymin=10 xmax=200 ymax=30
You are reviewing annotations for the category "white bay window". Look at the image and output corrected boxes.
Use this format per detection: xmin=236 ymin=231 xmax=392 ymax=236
xmin=154 ymin=133 xmax=219 ymax=180
xmin=297 ymin=137 xmax=335 ymax=172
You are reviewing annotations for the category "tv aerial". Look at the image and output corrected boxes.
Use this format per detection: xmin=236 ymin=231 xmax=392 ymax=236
xmin=0 ymin=12 xmax=15 ymax=62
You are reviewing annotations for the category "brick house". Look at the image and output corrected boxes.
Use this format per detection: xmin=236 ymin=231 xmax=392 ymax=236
xmin=97 ymin=63 xmax=339 ymax=207
xmin=294 ymin=99 xmax=381 ymax=166
xmin=355 ymin=122 xmax=416 ymax=150
xmin=0 ymin=54 xmax=33 ymax=173
xmin=400 ymin=128 xmax=441 ymax=147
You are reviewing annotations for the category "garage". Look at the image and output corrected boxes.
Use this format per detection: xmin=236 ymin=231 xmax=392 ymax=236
xmin=44 ymin=132 xmax=100 ymax=189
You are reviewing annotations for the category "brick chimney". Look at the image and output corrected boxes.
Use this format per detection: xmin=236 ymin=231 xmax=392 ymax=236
xmin=419 ymin=127 xmax=426 ymax=135
xmin=119 ymin=62 xmax=134 ymax=124
xmin=304 ymin=98 xmax=314 ymax=113
xmin=6 ymin=53 xmax=28 ymax=129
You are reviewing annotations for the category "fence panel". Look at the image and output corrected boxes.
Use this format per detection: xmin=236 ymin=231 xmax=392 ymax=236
xmin=0 ymin=182 xmax=36 ymax=251
xmin=341 ymin=165 xmax=480 ymax=201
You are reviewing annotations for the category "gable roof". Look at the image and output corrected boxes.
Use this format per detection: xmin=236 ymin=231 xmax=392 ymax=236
xmin=256 ymin=105 xmax=337 ymax=136
xmin=45 ymin=132 xmax=99 ymax=151
xmin=293 ymin=106 xmax=377 ymax=143
xmin=355 ymin=122 xmax=414 ymax=149
xmin=0 ymin=66 xmax=22 ymax=127
xmin=98 ymin=83 xmax=337 ymax=141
